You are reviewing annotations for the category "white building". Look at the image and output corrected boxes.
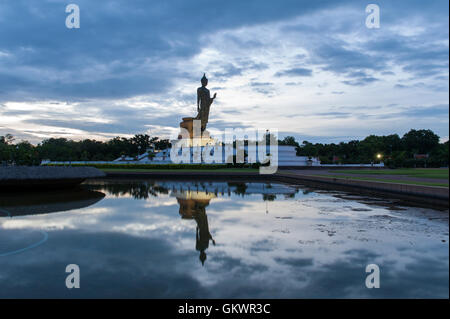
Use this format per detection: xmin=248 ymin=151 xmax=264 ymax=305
xmin=113 ymin=145 xmax=320 ymax=167
xmin=277 ymin=145 xmax=321 ymax=167
xmin=114 ymin=148 xmax=171 ymax=164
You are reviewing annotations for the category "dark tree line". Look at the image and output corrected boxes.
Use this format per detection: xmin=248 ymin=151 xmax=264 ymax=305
xmin=1 ymin=129 xmax=448 ymax=167
xmin=0 ymin=134 xmax=170 ymax=165
xmin=278 ymin=129 xmax=448 ymax=168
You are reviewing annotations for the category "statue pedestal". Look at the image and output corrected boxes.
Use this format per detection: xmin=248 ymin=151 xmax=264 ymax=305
xmin=179 ymin=117 xmax=195 ymax=139
xmin=178 ymin=117 xmax=214 ymax=147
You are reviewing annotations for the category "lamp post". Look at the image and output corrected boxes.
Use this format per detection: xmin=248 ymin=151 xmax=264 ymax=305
xmin=376 ymin=153 xmax=383 ymax=164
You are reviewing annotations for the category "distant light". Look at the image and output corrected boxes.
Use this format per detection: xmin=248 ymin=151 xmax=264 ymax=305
xmin=376 ymin=153 xmax=382 ymax=159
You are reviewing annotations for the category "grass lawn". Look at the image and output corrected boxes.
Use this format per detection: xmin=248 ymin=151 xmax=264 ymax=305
xmin=334 ymin=168 xmax=449 ymax=180
xmin=100 ymin=168 xmax=260 ymax=173
xmin=317 ymin=174 xmax=449 ymax=187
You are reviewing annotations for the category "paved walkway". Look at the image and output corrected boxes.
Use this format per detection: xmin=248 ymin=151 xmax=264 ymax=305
xmin=283 ymin=169 xmax=449 ymax=185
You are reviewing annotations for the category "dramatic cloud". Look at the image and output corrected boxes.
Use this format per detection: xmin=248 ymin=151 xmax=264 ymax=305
xmin=275 ymin=68 xmax=313 ymax=77
xmin=0 ymin=0 xmax=448 ymax=143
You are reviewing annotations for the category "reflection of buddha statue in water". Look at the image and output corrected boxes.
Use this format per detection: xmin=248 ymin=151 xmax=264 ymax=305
xmin=175 ymin=190 xmax=216 ymax=266
xmin=194 ymin=203 xmax=215 ymax=265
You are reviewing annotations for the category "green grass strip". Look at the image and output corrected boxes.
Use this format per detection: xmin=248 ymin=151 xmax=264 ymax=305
xmin=100 ymin=168 xmax=259 ymax=173
xmin=316 ymin=174 xmax=449 ymax=187
xmin=335 ymin=168 xmax=448 ymax=179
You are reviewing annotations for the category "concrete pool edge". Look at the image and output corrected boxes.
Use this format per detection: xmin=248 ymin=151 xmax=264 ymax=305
xmin=100 ymin=170 xmax=449 ymax=209
xmin=0 ymin=166 xmax=106 ymax=191
xmin=273 ymin=173 xmax=449 ymax=209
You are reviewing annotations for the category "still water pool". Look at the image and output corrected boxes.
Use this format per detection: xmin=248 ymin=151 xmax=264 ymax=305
xmin=0 ymin=179 xmax=448 ymax=298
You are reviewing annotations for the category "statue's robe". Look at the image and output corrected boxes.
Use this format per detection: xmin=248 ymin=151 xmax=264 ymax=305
xmin=196 ymin=86 xmax=213 ymax=131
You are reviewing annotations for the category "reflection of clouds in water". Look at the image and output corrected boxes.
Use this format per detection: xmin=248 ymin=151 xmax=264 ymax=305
xmin=194 ymin=188 xmax=447 ymax=297
xmin=1 ymin=207 xmax=112 ymax=230
xmin=0 ymin=231 xmax=206 ymax=298
xmin=1 ymin=229 xmax=446 ymax=298
xmin=0 ymin=229 xmax=48 ymax=257
xmin=0 ymin=181 xmax=448 ymax=298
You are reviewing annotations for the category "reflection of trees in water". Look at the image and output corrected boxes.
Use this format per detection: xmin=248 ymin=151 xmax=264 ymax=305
xmin=87 ymin=182 xmax=169 ymax=199
xmin=87 ymin=181 xmax=298 ymax=203
xmin=227 ymin=182 xmax=248 ymax=196
xmin=87 ymin=180 xmax=299 ymax=265
xmin=90 ymin=181 xmax=248 ymax=200
xmin=263 ymin=194 xmax=276 ymax=201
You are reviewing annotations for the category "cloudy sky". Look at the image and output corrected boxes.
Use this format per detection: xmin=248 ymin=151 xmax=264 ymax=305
xmin=0 ymin=0 xmax=448 ymax=144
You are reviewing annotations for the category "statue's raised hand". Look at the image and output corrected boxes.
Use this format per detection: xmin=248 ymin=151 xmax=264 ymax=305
xmin=213 ymin=93 xmax=217 ymax=99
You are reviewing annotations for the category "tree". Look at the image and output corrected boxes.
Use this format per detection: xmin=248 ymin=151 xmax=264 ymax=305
xmin=131 ymin=134 xmax=157 ymax=153
xmin=278 ymin=136 xmax=299 ymax=147
xmin=0 ymin=129 xmax=446 ymax=168
xmin=13 ymin=141 xmax=40 ymax=165
xmin=154 ymin=139 xmax=171 ymax=150
xmin=0 ymin=134 xmax=14 ymax=145
xmin=401 ymin=129 xmax=440 ymax=154
xmin=0 ymin=135 xmax=14 ymax=163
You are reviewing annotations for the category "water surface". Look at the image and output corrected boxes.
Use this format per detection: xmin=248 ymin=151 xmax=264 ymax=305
xmin=0 ymin=179 xmax=448 ymax=298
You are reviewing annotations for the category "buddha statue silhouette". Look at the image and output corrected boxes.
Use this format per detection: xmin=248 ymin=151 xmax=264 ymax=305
xmin=195 ymin=73 xmax=217 ymax=132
